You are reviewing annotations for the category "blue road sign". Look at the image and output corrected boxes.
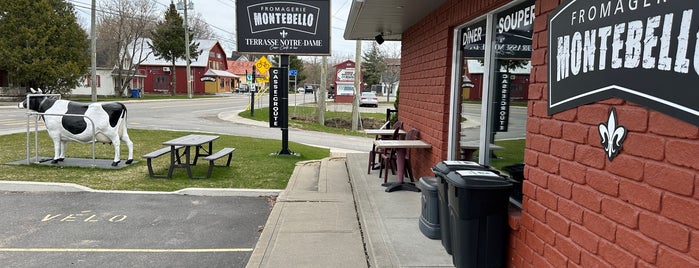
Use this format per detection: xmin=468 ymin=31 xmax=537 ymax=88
xmin=289 ymin=70 xmax=298 ymax=76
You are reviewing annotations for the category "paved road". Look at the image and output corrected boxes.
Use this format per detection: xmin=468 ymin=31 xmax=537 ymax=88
xmin=2 ymin=94 xmax=380 ymax=154
xmin=0 ymin=191 xmax=272 ymax=267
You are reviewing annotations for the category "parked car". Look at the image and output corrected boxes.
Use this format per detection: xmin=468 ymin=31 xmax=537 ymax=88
xmin=236 ymin=84 xmax=250 ymax=93
xmin=359 ymin=92 xmax=379 ymax=107
xmin=304 ymin=85 xmax=314 ymax=94
xmin=297 ymin=87 xmax=305 ymax=93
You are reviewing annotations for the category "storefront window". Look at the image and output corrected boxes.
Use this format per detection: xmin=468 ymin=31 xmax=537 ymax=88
xmin=450 ymin=0 xmax=533 ymax=204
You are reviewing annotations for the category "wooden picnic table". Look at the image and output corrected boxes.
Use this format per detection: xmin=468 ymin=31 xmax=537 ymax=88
xmin=163 ymin=134 xmax=220 ymax=179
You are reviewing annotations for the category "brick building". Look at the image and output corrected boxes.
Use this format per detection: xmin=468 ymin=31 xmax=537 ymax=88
xmin=345 ymin=0 xmax=699 ymax=267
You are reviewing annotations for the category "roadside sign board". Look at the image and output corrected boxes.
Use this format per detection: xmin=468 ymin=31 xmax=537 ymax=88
xmin=236 ymin=0 xmax=330 ymax=55
xmin=269 ymin=68 xmax=288 ymax=128
xmin=548 ymin=0 xmax=699 ymax=127
xmin=289 ymin=70 xmax=298 ymax=76
xmin=255 ymin=56 xmax=272 ymax=74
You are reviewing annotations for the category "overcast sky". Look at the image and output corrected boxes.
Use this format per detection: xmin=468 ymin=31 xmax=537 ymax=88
xmin=71 ymin=0 xmax=390 ymax=59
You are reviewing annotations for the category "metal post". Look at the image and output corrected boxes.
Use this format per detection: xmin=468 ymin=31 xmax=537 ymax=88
xmin=278 ymin=55 xmax=294 ymax=155
xmin=250 ymin=65 xmax=256 ymax=116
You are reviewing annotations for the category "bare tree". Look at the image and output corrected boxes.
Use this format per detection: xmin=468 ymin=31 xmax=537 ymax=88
xmin=97 ymin=0 xmax=157 ymax=96
xmin=188 ymin=13 xmax=216 ymax=40
xmin=381 ymin=44 xmax=401 ymax=102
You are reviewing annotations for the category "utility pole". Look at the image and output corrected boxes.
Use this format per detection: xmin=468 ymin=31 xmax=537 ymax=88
xmin=90 ymin=0 xmax=97 ymax=102
xmin=318 ymin=56 xmax=327 ymax=125
xmin=352 ymin=40 xmax=362 ymax=131
xmin=178 ymin=0 xmax=194 ymax=99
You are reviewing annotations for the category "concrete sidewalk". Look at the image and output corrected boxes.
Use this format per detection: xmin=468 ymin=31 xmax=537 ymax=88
xmin=247 ymin=154 xmax=453 ymax=267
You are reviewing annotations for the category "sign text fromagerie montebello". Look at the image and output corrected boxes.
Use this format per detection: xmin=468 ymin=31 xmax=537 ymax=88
xmin=548 ymin=0 xmax=699 ymax=127
xmin=236 ymin=0 xmax=330 ymax=55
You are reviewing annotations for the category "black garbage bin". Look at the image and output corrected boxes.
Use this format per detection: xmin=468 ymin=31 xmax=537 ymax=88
xmin=503 ymin=163 xmax=525 ymax=203
xmin=418 ymin=176 xmax=440 ymax=239
xmin=431 ymin=161 xmax=497 ymax=255
xmin=445 ymin=170 xmax=512 ymax=268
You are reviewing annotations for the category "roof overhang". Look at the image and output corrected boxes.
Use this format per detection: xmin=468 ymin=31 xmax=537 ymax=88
xmin=203 ymin=69 xmax=239 ymax=78
xmin=343 ymin=0 xmax=446 ymax=41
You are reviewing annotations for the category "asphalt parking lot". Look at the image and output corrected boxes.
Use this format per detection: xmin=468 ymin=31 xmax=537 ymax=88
xmin=0 ymin=191 xmax=273 ymax=267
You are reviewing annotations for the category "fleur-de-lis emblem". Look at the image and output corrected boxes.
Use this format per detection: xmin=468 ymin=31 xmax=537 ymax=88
xmin=280 ymin=30 xmax=288 ymax=38
xmin=598 ymin=107 xmax=627 ymax=161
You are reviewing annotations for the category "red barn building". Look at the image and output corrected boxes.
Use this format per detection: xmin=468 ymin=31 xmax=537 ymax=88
xmin=131 ymin=39 xmax=234 ymax=95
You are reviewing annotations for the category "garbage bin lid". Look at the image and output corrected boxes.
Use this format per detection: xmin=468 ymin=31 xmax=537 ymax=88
xmin=432 ymin=161 xmax=488 ymax=175
xmin=418 ymin=176 xmax=438 ymax=191
xmin=445 ymin=170 xmax=512 ymax=189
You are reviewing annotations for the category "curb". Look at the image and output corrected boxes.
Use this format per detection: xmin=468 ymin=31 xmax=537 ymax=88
xmin=0 ymin=181 xmax=281 ymax=197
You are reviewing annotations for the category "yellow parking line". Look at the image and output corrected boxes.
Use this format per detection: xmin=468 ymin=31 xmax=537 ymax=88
xmin=0 ymin=247 xmax=253 ymax=253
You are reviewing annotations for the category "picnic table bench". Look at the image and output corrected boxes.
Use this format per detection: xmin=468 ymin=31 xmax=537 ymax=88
xmin=144 ymin=146 xmax=182 ymax=178
xmin=202 ymin=147 xmax=236 ymax=178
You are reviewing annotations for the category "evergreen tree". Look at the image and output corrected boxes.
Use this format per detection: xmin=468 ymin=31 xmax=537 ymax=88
xmin=361 ymin=42 xmax=385 ymax=92
xmin=149 ymin=2 xmax=199 ymax=95
xmin=0 ymin=0 xmax=89 ymax=93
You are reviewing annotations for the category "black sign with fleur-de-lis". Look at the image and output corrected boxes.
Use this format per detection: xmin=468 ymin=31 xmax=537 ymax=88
xmin=548 ymin=1 xmax=699 ymax=127
xmin=237 ymin=0 xmax=330 ymax=55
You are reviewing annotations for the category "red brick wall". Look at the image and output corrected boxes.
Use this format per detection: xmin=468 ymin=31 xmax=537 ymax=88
xmin=400 ymin=0 xmax=699 ymax=266
xmin=400 ymin=0 xmax=508 ymax=177
xmin=517 ymin=0 xmax=699 ymax=267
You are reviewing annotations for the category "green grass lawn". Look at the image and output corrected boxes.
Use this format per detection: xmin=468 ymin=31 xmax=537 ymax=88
xmin=0 ymin=129 xmax=329 ymax=191
xmin=472 ymin=139 xmax=526 ymax=173
xmin=241 ymin=106 xmax=387 ymax=136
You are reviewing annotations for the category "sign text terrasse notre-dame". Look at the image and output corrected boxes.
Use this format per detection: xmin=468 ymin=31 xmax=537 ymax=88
xmin=236 ymin=0 xmax=330 ymax=55
xmin=548 ymin=0 xmax=699 ymax=127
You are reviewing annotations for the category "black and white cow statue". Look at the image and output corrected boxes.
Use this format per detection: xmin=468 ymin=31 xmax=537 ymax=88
xmin=18 ymin=88 xmax=134 ymax=166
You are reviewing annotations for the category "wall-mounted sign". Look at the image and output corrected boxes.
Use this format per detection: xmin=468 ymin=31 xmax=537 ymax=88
xmin=200 ymin=77 xmax=216 ymax=82
xmin=548 ymin=1 xmax=699 ymax=127
xmin=236 ymin=0 xmax=330 ymax=55
xmin=269 ymin=68 xmax=288 ymax=128
xmin=461 ymin=0 xmax=535 ymax=59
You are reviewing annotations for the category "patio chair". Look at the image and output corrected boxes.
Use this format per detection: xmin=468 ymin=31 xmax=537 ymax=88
xmin=368 ymin=121 xmax=402 ymax=174
xmin=379 ymin=128 xmax=418 ymax=183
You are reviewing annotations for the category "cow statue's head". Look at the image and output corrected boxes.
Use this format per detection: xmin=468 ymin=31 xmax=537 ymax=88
xmin=18 ymin=88 xmax=47 ymax=112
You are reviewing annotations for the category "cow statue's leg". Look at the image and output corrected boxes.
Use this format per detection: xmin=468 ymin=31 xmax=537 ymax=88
xmin=58 ymin=140 xmax=67 ymax=161
xmin=49 ymin=134 xmax=62 ymax=164
xmin=121 ymin=130 xmax=134 ymax=164
xmin=110 ymin=136 xmax=122 ymax=167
